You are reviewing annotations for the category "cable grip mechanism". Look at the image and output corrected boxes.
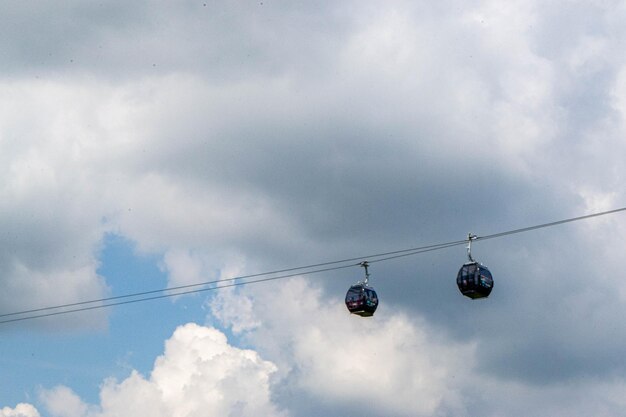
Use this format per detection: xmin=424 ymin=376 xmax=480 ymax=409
xmin=360 ymin=261 xmax=370 ymax=285
xmin=467 ymin=233 xmax=477 ymax=263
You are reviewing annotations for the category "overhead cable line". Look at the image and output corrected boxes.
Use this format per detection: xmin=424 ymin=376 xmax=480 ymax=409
xmin=0 ymin=240 xmax=467 ymax=320
xmin=476 ymin=206 xmax=626 ymax=242
xmin=1 ymin=206 xmax=625 ymax=325
xmin=0 ymin=263 xmax=359 ymax=325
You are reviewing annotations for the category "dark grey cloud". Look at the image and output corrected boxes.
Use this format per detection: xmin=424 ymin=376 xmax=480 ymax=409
xmin=0 ymin=1 xmax=146 ymax=74
xmin=0 ymin=1 xmax=354 ymax=82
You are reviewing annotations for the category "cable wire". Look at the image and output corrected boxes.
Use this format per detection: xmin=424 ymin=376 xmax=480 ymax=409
xmin=0 ymin=263 xmax=358 ymax=325
xmin=0 ymin=239 xmax=467 ymax=320
xmin=476 ymin=207 xmax=626 ymax=241
xmin=2 ymin=206 xmax=625 ymax=325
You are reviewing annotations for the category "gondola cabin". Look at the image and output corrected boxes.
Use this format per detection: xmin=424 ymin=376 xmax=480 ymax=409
xmin=457 ymin=261 xmax=493 ymax=299
xmin=345 ymin=284 xmax=378 ymax=317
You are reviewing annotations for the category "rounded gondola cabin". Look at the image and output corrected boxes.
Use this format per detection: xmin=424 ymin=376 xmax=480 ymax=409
xmin=457 ymin=262 xmax=493 ymax=299
xmin=345 ymin=284 xmax=378 ymax=317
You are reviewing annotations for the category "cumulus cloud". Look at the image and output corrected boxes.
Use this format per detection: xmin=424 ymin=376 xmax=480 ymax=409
xmin=3 ymin=0 xmax=625 ymax=328
xmin=15 ymin=275 xmax=626 ymax=417
xmin=31 ymin=279 xmax=472 ymax=417
xmin=39 ymin=387 xmax=88 ymax=417
xmin=3 ymin=0 xmax=626 ymax=415
xmin=208 ymin=277 xmax=626 ymax=417
xmin=39 ymin=323 xmax=286 ymax=417
xmin=0 ymin=404 xmax=39 ymax=417
xmin=218 ymin=275 xmax=626 ymax=416
xmin=210 ymin=278 xmax=474 ymax=416
xmin=0 ymin=79 xmax=116 ymax=327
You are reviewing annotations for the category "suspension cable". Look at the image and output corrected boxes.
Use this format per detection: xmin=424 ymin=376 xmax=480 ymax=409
xmin=1 ymin=206 xmax=625 ymax=325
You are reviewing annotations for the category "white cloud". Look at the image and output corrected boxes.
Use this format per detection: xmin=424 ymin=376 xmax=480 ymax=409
xmin=39 ymin=323 xmax=286 ymax=417
xmin=210 ymin=278 xmax=473 ymax=416
xmin=0 ymin=79 xmax=118 ymax=327
xmin=160 ymin=246 xmax=248 ymax=290
xmin=24 ymin=274 xmax=626 ymax=417
xmin=2 ymin=0 xmax=624 ymax=329
xmin=38 ymin=387 xmax=88 ymax=417
xmin=34 ymin=279 xmax=472 ymax=417
xmin=210 ymin=288 xmax=260 ymax=334
xmin=205 ymin=277 xmax=626 ymax=416
xmin=0 ymin=404 xmax=39 ymax=417
xmin=161 ymin=249 xmax=206 ymax=288
xmin=3 ymin=1 xmax=626 ymax=414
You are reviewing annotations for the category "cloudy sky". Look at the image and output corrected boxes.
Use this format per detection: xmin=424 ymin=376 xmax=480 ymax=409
xmin=1 ymin=1 xmax=626 ymax=416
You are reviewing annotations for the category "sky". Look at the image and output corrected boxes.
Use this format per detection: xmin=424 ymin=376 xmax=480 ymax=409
xmin=1 ymin=0 xmax=626 ymax=416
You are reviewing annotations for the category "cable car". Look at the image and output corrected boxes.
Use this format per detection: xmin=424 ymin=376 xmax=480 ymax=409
xmin=457 ymin=261 xmax=493 ymax=299
xmin=345 ymin=283 xmax=379 ymax=317
xmin=457 ymin=234 xmax=493 ymax=299
xmin=345 ymin=262 xmax=379 ymax=317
